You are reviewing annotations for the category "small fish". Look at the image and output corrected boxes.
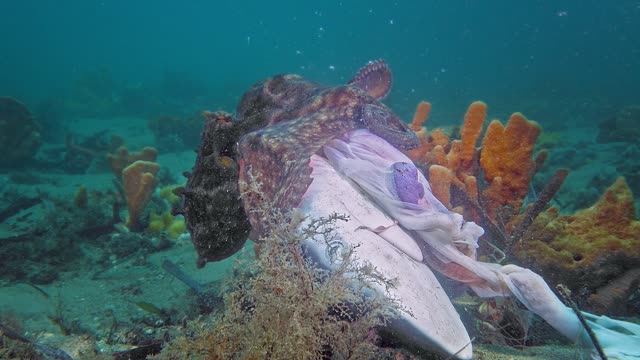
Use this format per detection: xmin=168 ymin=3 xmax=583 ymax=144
xmin=134 ymin=301 xmax=164 ymax=315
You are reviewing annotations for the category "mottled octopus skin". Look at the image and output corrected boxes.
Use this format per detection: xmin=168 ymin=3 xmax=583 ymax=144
xmin=237 ymin=60 xmax=419 ymax=237
xmin=181 ymin=60 xmax=419 ymax=266
xmin=179 ymin=112 xmax=267 ymax=268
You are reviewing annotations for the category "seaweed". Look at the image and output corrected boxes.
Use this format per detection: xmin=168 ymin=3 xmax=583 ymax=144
xmin=154 ymin=184 xmax=402 ymax=359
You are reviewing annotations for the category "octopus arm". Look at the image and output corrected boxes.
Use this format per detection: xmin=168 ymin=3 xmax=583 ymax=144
xmin=239 ymin=115 xmax=347 ymax=236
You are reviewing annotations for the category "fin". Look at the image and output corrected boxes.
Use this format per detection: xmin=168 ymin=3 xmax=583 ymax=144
xmin=238 ymin=107 xmax=360 ymax=237
xmin=347 ymin=59 xmax=392 ymax=99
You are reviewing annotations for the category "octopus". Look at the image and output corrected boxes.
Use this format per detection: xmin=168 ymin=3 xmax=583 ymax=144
xmin=181 ymin=61 xmax=640 ymax=358
xmin=235 ymin=60 xmax=419 ymax=237
xmin=180 ymin=60 xmax=418 ymax=267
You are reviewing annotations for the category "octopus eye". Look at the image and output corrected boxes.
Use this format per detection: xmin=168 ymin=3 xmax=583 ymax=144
xmin=388 ymin=116 xmax=405 ymax=131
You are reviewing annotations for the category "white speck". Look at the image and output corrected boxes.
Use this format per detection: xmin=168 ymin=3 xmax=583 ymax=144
xmin=440 ymin=68 xmax=447 ymax=73
xmin=329 ymin=65 xmax=335 ymax=70
xmin=556 ymin=10 xmax=568 ymax=17
xmin=318 ymin=27 xmax=325 ymax=32
xmin=247 ymin=36 xmax=251 ymax=45
xmin=368 ymin=8 xmax=373 ymax=14
xmin=296 ymin=50 xmax=303 ymax=55
xmin=389 ymin=19 xmax=394 ymax=25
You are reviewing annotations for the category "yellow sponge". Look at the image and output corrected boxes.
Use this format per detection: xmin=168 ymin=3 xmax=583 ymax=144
xmin=146 ymin=210 xmax=186 ymax=239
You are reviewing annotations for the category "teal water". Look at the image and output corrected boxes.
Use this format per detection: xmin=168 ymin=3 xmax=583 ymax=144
xmin=1 ymin=1 xmax=639 ymax=359
xmin=2 ymin=1 xmax=638 ymax=125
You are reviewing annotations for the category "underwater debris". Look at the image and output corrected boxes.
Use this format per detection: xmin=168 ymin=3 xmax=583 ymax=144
xmin=0 ymin=97 xmax=42 ymax=168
